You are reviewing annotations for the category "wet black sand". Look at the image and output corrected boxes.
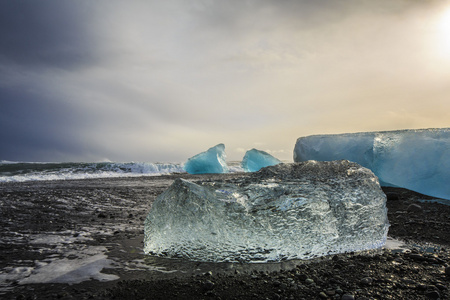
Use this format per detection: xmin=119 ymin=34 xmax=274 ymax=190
xmin=1 ymin=174 xmax=449 ymax=299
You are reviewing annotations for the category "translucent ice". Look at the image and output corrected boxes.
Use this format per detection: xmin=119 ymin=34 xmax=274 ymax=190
xmin=241 ymin=149 xmax=282 ymax=172
xmin=144 ymin=161 xmax=389 ymax=262
xmin=294 ymin=128 xmax=450 ymax=200
xmin=183 ymin=144 xmax=229 ymax=174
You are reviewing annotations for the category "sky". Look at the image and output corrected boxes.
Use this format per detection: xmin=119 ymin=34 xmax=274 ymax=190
xmin=1 ymin=0 xmax=450 ymax=163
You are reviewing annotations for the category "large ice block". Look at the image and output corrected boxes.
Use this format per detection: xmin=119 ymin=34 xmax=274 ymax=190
xmin=183 ymin=144 xmax=229 ymax=174
xmin=294 ymin=128 xmax=450 ymax=200
xmin=144 ymin=161 xmax=389 ymax=262
xmin=241 ymin=148 xmax=282 ymax=172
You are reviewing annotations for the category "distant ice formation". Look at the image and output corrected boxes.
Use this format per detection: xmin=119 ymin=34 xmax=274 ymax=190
xmin=183 ymin=144 xmax=229 ymax=174
xmin=144 ymin=161 xmax=389 ymax=262
xmin=241 ymin=149 xmax=282 ymax=172
xmin=294 ymin=128 xmax=450 ymax=200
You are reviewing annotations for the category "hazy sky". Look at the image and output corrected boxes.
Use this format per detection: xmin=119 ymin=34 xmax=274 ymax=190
xmin=1 ymin=0 xmax=449 ymax=162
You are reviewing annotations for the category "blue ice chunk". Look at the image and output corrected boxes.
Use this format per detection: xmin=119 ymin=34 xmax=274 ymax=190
xmin=183 ymin=144 xmax=229 ymax=174
xmin=241 ymin=148 xmax=282 ymax=172
xmin=294 ymin=128 xmax=450 ymax=200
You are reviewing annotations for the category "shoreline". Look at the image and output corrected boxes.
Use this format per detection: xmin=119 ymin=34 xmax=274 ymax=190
xmin=0 ymin=175 xmax=449 ymax=299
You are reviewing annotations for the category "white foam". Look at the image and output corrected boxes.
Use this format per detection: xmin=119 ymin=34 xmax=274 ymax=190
xmin=0 ymin=160 xmax=19 ymax=164
xmin=18 ymin=249 xmax=118 ymax=284
xmin=29 ymin=231 xmax=93 ymax=245
xmin=0 ymin=231 xmax=120 ymax=293
xmin=0 ymin=162 xmax=186 ymax=183
xmin=124 ymin=259 xmax=178 ymax=273
xmin=0 ymin=245 xmax=118 ymax=294
xmin=0 ymin=171 xmax=159 ymax=183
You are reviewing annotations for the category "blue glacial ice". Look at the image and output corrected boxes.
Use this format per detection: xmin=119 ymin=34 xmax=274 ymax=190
xmin=144 ymin=161 xmax=389 ymax=262
xmin=294 ymin=128 xmax=450 ymax=200
xmin=183 ymin=144 xmax=229 ymax=174
xmin=241 ymin=148 xmax=282 ymax=172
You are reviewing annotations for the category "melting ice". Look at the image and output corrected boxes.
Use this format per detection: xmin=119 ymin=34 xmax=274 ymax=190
xmin=183 ymin=144 xmax=229 ymax=174
xmin=241 ymin=149 xmax=282 ymax=172
xmin=144 ymin=161 xmax=389 ymax=262
xmin=294 ymin=128 xmax=450 ymax=200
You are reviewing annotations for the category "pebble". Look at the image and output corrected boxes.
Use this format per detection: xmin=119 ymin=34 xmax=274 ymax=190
xmin=445 ymin=266 xmax=450 ymax=276
xmin=407 ymin=204 xmax=422 ymax=212
xmin=289 ymin=285 xmax=298 ymax=292
xmin=425 ymin=290 xmax=440 ymax=299
xmin=360 ymin=277 xmax=373 ymax=286
xmin=97 ymin=212 xmax=107 ymax=218
xmin=305 ymin=278 xmax=315 ymax=285
xmin=297 ymin=273 xmax=308 ymax=281
xmin=402 ymin=278 xmax=416 ymax=286
xmin=408 ymin=253 xmax=425 ymax=262
xmin=385 ymin=192 xmax=400 ymax=200
xmin=341 ymin=294 xmax=355 ymax=300
xmin=272 ymin=293 xmax=281 ymax=300
xmin=202 ymin=280 xmax=215 ymax=291
xmin=393 ymin=257 xmax=404 ymax=264
xmin=417 ymin=284 xmax=428 ymax=291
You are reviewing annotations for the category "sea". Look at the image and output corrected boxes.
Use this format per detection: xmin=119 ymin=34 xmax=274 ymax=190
xmin=0 ymin=160 xmax=244 ymax=183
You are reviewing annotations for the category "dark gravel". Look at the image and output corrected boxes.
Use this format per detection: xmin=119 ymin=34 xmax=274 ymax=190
xmin=1 ymin=175 xmax=449 ymax=300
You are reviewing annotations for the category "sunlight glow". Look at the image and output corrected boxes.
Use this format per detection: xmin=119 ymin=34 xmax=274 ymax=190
xmin=434 ymin=6 xmax=450 ymax=60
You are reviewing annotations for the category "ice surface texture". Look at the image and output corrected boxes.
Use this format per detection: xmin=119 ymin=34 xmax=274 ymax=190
xmin=144 ymin=160 xmax=389 ymax=262
xmin=294 ymin=128 xmax=450 ymax=200
xmin=183 ymin=144 xmax=229 ymax=174
xmin=241 ymin=149 xmax=282 ymax=172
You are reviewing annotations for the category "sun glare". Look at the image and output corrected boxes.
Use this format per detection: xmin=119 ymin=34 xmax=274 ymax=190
xmin=434 ymin=6 xmax=450 ymax=60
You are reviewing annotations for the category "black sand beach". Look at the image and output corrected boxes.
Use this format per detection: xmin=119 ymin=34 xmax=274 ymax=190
xmin=1 ymin=174 xmax=449 ymax=299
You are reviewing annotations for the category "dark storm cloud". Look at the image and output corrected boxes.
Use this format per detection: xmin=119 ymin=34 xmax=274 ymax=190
xmin=0 ymin=1 xmax=103 ymax=161
xmin=0 ymin=1 xmax=97 ymax=69
xmin=0 ymin=85 xmax=85 ymax=161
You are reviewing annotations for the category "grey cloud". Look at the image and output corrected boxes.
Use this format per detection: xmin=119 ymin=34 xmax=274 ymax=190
xmin=0 ymin=1 xmax=98 ymax=69
xmin=0 ymin=85 xmax=88 ymax=161
xmin=189 ymin=0 xmax=387 ymax=32
xmin=1 ymin=0 xmax=448 ymax=162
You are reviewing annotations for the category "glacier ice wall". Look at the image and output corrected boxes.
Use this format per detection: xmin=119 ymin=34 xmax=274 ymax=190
xmin=144 ymin=161 xmax=389 ymax=262
xmin=241 ymin=148 xmax=282 ymax=172
xmin=183 ymin=144 xmax=229 ymax=174
xmin=294 ymin=128 xmax=450 ymax=200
